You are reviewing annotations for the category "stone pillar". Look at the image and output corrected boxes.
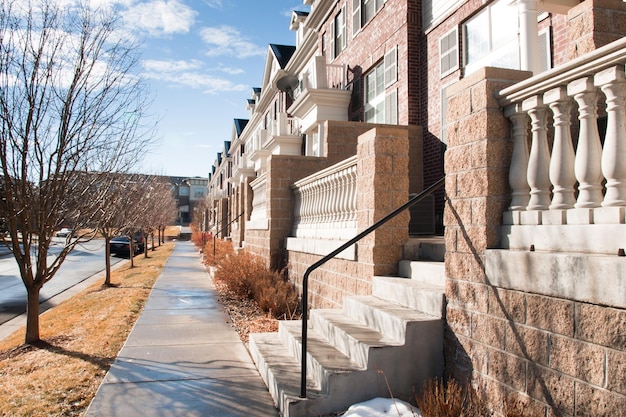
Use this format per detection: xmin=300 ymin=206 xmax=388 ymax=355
xmin=443 ymin=67 xmax=531 ymax=387
xmin=356 ymin=126 xmax=411 ymax=277
xmin=568 ymin=0 xmax=626 ymax=60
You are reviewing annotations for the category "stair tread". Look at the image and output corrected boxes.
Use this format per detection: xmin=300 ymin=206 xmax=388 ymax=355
xmin=348 ymin=295 xmax=441 ymax=321
xmin=373 ymin=275 xmax=444 ymax=289
xmin=250 ymin=332 xmax=324 ymax=398
xmin=313 ymin=309 xmax=399 ymax=346
xmin=280 ymin=321 xmax=362 ymax=372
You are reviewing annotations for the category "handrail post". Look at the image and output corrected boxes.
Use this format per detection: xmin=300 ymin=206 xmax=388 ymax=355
xmin=212 ymin=212 xmax=245 ymax=263
xmin=299 ymin=177 xmax=445 ymax=398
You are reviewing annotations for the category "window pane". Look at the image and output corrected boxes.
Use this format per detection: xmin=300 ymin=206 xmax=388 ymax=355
xmin=491 ymin=1 xmax=517 ymax=50
xmin=465 ymin=11 xmax=489 ymax=65
xmin=364 ymin=0 xmax=376 ymax=24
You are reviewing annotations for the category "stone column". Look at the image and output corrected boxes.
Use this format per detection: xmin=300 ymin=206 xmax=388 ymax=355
xmin=356 ymin=126 xmax=411 ymax=277
xmin=444 ymin=67 xmax=531 ymax=386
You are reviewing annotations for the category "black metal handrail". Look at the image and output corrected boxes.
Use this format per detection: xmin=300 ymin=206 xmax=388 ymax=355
xmin=213 ymin=212 xmax=245 ymax=260
xmin=299 ymin=176 xmax=445 ymax=398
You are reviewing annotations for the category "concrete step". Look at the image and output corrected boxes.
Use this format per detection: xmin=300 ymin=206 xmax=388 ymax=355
xmin=277 ymin=321 xmax=361 ymax=393
xmin=250 ymin=315 xmax=443 ymax=417
xmin=342 ymin=295 xmax=438 ymax=342
xmin=403 ymin=236 xmax=445 ymax=261
xmin=372 ymin=276 xmax=445 ymax=317
xmin=398 ymin=259 xmax=445 ymax=285
xmin=248 ymin=332 xmax=324 ymax=416
xmin=309 ymin=308 xmax=401 ymax=368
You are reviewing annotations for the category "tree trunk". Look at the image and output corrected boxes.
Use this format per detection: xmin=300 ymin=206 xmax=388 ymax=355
xmin=104 ymin=236 xmax=112 ymax=286
xmin=129 ymin=235 xmax=135 ymax=268
xmin=25 ymin=286 xmax=41 ymax=344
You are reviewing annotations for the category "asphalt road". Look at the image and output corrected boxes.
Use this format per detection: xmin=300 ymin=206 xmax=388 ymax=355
xmin=0 ymin=238 xmax=125 ymax=325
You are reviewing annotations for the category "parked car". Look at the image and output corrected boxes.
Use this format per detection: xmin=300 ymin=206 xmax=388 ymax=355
xmin=134 ymin=231 xmax=146 ymax=253
xmin=55 ymin=228 xmax=74 ymax=237
xmin=109 ymin=236 xmax=140 ymax=257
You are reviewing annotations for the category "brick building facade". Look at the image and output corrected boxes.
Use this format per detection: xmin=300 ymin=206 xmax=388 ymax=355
xmin=206 ymin=1 xmax=626 ymax=415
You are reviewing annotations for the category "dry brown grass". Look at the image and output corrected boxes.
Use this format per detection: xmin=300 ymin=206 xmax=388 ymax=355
xmin=0 ymin=241 xmax=175 ymax=417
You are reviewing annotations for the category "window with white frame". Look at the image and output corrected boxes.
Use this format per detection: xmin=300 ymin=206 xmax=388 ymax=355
xmin=352 ymin=0 xmax=386 ymax=36
xmin=439 ymin=27 xmax=459 ymax=77
xmin=463 ymin=0 xmax=519 ymax=75
xmin=463 ymin=1 xmax=552 ymax=76
xmin=364 ymin=46 xmax=398 ymax=124
xmin=330 ymin=6 xmax=347 ymax=59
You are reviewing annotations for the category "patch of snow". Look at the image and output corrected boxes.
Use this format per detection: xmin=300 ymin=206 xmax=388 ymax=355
xmin=341 ymin=397 xmax=422 ymax=417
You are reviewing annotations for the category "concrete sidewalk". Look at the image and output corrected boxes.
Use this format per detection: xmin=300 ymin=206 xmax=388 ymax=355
xmin=85 ymin=241 xmax=279 ymax=417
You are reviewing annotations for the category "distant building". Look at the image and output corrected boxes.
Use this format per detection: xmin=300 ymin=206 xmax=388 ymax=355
xmin=168 ymin=176 xmax=208 ymax=225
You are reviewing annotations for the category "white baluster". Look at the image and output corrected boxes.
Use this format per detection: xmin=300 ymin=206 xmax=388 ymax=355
xmin=596 ymin=66 xmax=626 ymax=206
xmin=545 ymin=87 xmax=576 ymax=209
xmin=350 ymin=167 xmax=357 ymax=224
xmin=505 ymin=104 xmax=530 ymax=210
xmin=330 ymin=172 xmax=341 ymax=225
xmin=293 ymin=188 xmax=302 ymax=228
xmin=523 ymin=96 xmax=551 ymax=210
xmin=568 ymin=77 xmax=604 ymax=208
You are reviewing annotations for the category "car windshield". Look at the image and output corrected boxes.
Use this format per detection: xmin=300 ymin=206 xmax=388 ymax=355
xmin=111 ymin=237 xmax=130 ymax=242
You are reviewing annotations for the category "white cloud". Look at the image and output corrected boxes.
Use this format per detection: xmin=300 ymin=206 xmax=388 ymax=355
xmin=200 ymin=25 xmax=264 ymax=58
xmin=201 ymin=0 xmax=222 ymax=8
xmin=216 ymin=64 xmax=244 ymax=75
xmin=143 ymin=59 xmax=203 ymax=73
xmin=141 ymin=58 xmax=248 ymax=94
xmin=123 ymin=0 xmax=197 ymax=36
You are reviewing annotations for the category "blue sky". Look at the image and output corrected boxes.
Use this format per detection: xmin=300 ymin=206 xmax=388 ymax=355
xmin=118 ymin=0 xmax=309 ymax=177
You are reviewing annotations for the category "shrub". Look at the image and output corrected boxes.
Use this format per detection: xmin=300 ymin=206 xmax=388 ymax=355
xmin=415 ymin=378 xmax=543 ymax=417
xmin=213 ymin=250 xmax=300 ymax=320
xmin=203 ymin=236 xmax=234 ymax=266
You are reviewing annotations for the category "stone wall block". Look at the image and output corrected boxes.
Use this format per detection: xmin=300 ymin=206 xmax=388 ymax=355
xmin=505 ymin=324 xmax=549 ymax=366
xmin=607 ymin=349 xmax=626 ymax=395
xmin=472 ymin=313 xmax=506 ymax=350
xmin=575 ymin=303 xmax=626 ymax=350
xmin=489 ymin=287 xmax=526 ymax=323
xmin=527 ymin=294 xmax=575 ymax=338
xmin=447 ymin=88 xmax=472 ymax=120
xmin=527 ymin=365 xmax=575 ymax=416
xmin=550 ymin=335 xmax=606 ymax=386
xmin=444 ymin=252 xmax=487 ymax=283
xmin=489 ymin=350 xmax=527 ymax=392
xmin=446 ymin=305 xmax=472 ymax=337
xmin=457 ymin=281 xmax=489 ymax=314
xmin=575 ymin=382 xmax=626 ymax=417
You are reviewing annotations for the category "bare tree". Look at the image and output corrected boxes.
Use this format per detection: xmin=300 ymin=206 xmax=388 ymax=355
xmin=136 ymin=176 xmax=177 ymax=257
xmin=0 ymin=0 xmax=155 ymax=343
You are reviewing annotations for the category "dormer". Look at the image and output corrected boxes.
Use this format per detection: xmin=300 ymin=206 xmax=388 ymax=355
xmin=290 ymin=10 xmax=310 ymax=48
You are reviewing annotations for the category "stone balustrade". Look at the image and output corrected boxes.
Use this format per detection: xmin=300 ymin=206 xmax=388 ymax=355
xmin=291 ymin=156 xmax=357 ymax=240
xmin=248 ymin=173 xmax=268 ymax=230
xmin=498 ymin=38 xmax=626 ymax=254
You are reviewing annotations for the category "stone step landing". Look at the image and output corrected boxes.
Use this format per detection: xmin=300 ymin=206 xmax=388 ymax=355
xmin=249 ymin=259 xmax=445 ymax=417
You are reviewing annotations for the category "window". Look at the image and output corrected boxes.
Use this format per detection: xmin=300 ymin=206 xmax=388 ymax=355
xmin=463 ymin=0 xmax=519 ymax=75
xmin=365 ymin=62 xmax=384 ymax=123
xmin=353 ymin=0 xmax=386 ymax=36
xmin=330 ymin=6 xmax=347 ymax=59
xmin=364 ymin=48 xmax=398 ymax=124
xmin=538 ymin=28 xmax=551 ymax=72
xmin=439 ymin=27 xmax=459 ymax=77
xmin=384 ymin=47 xmax=397 ymax=87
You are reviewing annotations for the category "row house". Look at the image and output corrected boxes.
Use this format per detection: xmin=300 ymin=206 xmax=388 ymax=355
xmin=207 ymin=141 xmax=232 ymax=237
xmin=205 ymin=1 xmax=626 ymax=416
